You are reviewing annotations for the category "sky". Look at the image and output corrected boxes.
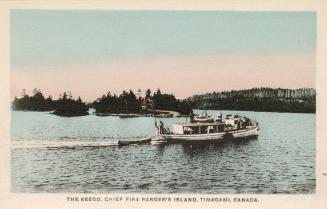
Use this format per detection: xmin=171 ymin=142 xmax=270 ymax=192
xmin=11 ymin=10 xmax=316 ymax=102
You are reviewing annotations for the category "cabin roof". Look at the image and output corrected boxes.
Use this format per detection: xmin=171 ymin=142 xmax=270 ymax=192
xmin=174 ymin=122 xmax=225 ymax=127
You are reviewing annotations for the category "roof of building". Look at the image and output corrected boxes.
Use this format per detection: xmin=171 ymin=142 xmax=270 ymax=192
xmin=173 ymin=122 xmax=225 ymax=127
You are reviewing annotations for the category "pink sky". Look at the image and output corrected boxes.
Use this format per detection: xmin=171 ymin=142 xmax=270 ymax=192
xmin=11 ymin=53 xmax=315 ymax=102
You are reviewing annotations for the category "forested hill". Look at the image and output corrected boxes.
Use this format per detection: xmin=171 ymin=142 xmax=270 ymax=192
xmin=185 ymin=88 xmax=316 ymax=113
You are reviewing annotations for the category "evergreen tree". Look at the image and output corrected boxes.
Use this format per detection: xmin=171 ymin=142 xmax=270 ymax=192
xmin=145 ymin=89 xmax=151 ymax=99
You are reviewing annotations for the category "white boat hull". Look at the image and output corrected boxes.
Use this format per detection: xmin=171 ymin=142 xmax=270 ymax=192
xmin=159 ymin=126 xmax=259 ymax=142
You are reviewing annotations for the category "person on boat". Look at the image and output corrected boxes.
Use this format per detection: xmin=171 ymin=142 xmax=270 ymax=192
xmin=155 ymin=118 xmax=159 ymax=134
xmin=189 ymin=113 xmax=195 ymax=123
xmin=159 ymin=121 xmax=164 ymax=134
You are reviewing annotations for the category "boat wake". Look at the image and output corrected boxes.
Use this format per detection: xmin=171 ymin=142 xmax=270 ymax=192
xmin=11 ymin=137 xmax=165 ymax=149
xmin=12 ymin=140 xmax=120 ymax=149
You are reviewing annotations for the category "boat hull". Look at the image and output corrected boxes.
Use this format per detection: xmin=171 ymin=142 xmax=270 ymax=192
xmin=159 ymin=126 xmax=259 ymax=142
xmin=118 ymin=138 xmax=151 ymax=146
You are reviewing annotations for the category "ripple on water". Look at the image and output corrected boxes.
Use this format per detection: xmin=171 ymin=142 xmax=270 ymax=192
xmin=11 ymin=110 xmax=315 ymax=194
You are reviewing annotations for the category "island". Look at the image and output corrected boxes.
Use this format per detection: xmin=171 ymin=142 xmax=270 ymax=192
xmin=12 ymin=89 xmax=89 ymax=117
xmin=92 ymin=89 xmax=193 ymax=117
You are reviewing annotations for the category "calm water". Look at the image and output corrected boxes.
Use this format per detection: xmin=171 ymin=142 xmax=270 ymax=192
xmin=11 ymin=110 xmax=315 ymax=194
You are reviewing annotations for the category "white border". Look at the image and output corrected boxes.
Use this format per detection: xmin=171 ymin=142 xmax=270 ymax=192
xmin=0 ymin=1 xmax=326 ymax=209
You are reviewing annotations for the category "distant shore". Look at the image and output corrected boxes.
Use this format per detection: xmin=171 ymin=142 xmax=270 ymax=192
xmin=186 ymin=88 xmax=316 ymax=114
xmin=12 ymin=87 xmax=316 ymax=116
xmin=51 ymin=110 xmax=89 ymax=117
xmin=95 ymin=109 xmax=185 ymax=118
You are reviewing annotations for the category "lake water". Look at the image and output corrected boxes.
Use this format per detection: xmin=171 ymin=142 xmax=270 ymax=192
xmin=11 ymin=110 xmax=315 ymax=194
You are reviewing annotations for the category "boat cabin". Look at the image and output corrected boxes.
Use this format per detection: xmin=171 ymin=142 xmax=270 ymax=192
xmin=172 ymin=123 xmax=226 ymax=135
xmin=225 ymin=114 xmax=249 ymax=129
xmin=216 ymin=113 xmax=223 ymax=123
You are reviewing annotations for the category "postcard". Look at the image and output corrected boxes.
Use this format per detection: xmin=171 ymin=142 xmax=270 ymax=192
xmin=0 ymin=1 xmax=326 ymax=209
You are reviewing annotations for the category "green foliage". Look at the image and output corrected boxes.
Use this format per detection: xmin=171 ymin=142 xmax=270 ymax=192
xmin=177 ymin=100 xmax=193 ymax=115
xmin=12 ymin=88 xmax=54 ymax=111
xmin=186 ymin=88 xmax=316 ymax=113
xmin=94 ymin=89 xmax=193 ymax=115
xmin=93 ymin=90 xmax=141 ymax=114
xmin=145 ymin=89 xmax=151 ymax=99
xmin=52 ymin=93 xmax=89 ymax=116
xmin=13 ymin=87 xmax=314 ymax=115
xmin=12 ymin=89 xmax=89 ymax=116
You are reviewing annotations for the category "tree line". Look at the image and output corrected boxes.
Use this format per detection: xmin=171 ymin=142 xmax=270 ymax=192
xmin=12 ymin=88 xmax=193 ymax=116
xmin=12 ymin=89 xmax=89 ymax=116
xmin=12 ymin=87 xmax=316 ymax=115
xmin=186 ymin=87 xmax=316 ymax=113
xmin=92 ymin=88 xmax=192 ymax=115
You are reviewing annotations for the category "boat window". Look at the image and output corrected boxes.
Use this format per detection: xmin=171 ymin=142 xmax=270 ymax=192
xmin=183 ymin=127 xmax=192 ymax=134
xmin=208 ymin=125 xmax=217 ymax=133
xmin=200 ymin=126 xmax=208 ymax=134
xmin=183 ymin=126 xmax=200 ymax=134
xmin=218 ymin=124 xmax=225 ymax=132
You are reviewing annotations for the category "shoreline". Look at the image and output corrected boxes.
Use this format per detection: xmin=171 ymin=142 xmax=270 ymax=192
xmin=11 ymin=109 xmax=316 ymax=115
xmin=195 ymin=108 xmax=316 ymax=114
